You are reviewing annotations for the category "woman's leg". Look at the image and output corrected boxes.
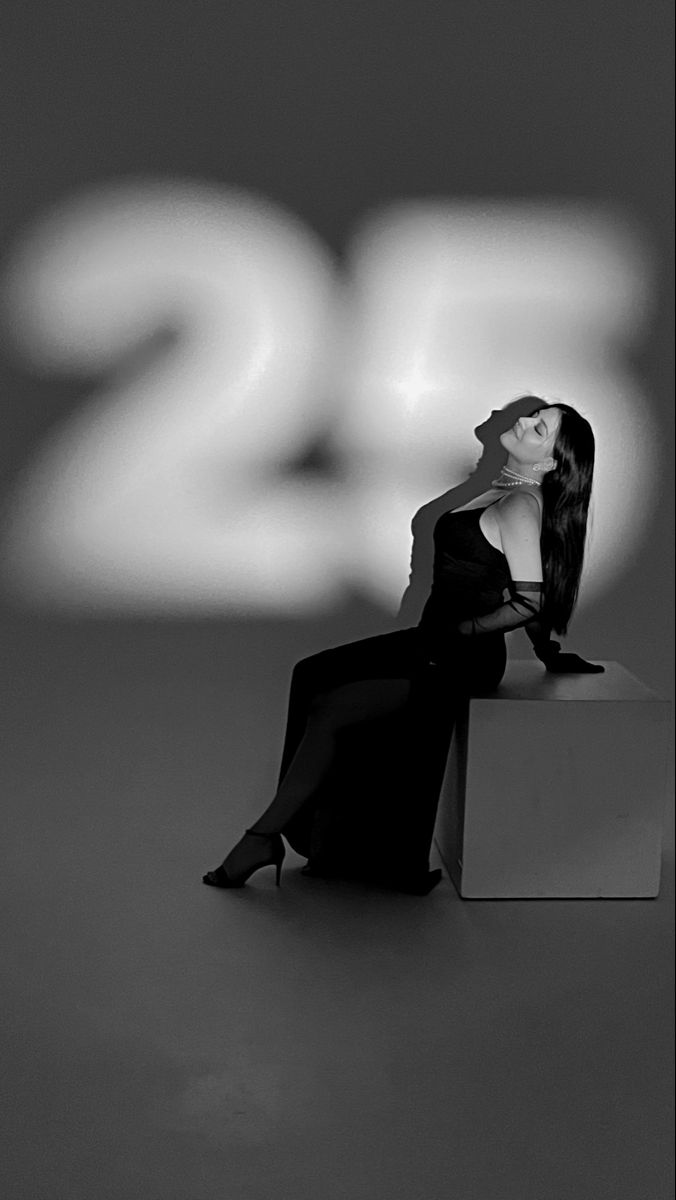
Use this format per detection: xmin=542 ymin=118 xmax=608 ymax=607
xmin=214 ymin=677 xmax=412 ymax=880
xmin=250 ymin=677 xmax=412 ymax=834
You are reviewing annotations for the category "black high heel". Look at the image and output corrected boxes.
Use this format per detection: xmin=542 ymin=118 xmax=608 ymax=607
xmin=202 ymin=828 xmax=285 ymax=889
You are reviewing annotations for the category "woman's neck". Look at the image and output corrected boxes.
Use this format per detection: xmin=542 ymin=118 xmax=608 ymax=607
xmin=499 ymin=461 xmax=541 ymax=486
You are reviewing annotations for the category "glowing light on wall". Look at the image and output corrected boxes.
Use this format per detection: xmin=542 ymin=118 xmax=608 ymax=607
xmin=337 ymin=201 xmax=657 ymax=607
xmin=0 ymin=180 xmax=657 ymax=615
xmin=1 ymin=181 xmax=347 ymax=610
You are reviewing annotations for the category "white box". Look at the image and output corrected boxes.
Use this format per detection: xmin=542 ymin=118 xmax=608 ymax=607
xmin=433 ymin=661 xmax=671 ymax=898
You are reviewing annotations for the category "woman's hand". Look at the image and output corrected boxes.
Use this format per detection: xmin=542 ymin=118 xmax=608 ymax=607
xmin=544 ymin=652 xmax=605 ymax=674
xmin=455 ymin=618 xmax=475 ymax=637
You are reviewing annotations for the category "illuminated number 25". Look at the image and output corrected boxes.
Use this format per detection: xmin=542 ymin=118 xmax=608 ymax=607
xmin=1 ymin=180 xmax=656 ymax=613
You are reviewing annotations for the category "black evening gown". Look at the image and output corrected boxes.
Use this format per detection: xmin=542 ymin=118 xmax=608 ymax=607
xmin=276 ymin=504 xmax=514 ymax=891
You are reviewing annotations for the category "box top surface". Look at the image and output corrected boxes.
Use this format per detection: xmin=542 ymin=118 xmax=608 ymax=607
xmin=474 ymin=661 xmax=666 ymax=702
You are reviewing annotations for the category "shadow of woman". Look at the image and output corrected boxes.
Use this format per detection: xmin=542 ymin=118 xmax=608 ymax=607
xmin=394 ymin=395 xmax=547 ymax=629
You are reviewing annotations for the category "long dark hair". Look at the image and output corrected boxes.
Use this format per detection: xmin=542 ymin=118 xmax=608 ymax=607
xmin=522 ymin=398 xmax=596 ymax=637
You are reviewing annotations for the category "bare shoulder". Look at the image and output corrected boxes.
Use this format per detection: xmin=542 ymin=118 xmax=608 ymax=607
xmin=494 ymin=489 xmax=543 ymax=527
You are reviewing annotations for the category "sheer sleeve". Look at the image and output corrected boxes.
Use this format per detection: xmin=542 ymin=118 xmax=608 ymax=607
xmin=457 ymin=581 xmax=564 ymax=665
xmin=457 ymin=580 xmax=544 ymax=635
xmin=523 ymin=609 xmax=562 ymax=664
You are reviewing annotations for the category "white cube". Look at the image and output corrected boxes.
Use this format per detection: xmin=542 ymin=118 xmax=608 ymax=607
xmin=433 ymin=661 xmax=670 ymax=898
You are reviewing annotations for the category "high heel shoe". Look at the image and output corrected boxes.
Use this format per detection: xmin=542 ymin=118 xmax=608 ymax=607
xmin=202 ymin=828 xmax=285 ymax=889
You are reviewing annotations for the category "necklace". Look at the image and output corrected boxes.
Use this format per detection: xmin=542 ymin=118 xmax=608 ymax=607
xmin=490 ymin=466 xmax=541 ymax=489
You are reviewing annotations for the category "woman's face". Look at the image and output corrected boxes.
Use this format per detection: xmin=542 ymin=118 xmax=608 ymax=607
xmin=499 ymin=406 xmax=562 ymax=468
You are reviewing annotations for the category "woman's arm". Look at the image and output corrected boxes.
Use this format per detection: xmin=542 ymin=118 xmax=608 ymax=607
xmin=523 ymin=615 xmax=562 ymax=664
xmin=456 ymin=492 xmax=544 ymax=636
xmin=456 ymin=491 xmax=604 ymax=673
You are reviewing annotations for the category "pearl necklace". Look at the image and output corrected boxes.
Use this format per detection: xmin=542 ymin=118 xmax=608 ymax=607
xmin=490 ymin=466 xmax=541 ymax=489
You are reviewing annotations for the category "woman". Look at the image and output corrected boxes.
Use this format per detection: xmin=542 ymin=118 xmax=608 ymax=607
xmin=203 ymin=399 xmax=604 ymax=894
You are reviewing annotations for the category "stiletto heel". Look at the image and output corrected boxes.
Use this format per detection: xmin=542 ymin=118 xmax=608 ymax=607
xmin=202 ymin=828 xmax=285 ymax=889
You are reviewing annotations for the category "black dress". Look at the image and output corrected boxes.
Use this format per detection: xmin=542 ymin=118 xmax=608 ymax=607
xmin=276 ymin=502 xmax=515 ymax=891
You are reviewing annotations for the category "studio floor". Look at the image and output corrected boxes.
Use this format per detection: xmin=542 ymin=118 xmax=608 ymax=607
xmin=1 ymin=613 xmax=673 ymax=1200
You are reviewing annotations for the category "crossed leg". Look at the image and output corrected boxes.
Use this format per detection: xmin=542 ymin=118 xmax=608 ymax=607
xmin=205 ymin=625 xmax=504 ymax=887
xmin=248 ymin=677 xmax=414 ymax=835
xmin=213 ymin=677 xmax=414 ymax=881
